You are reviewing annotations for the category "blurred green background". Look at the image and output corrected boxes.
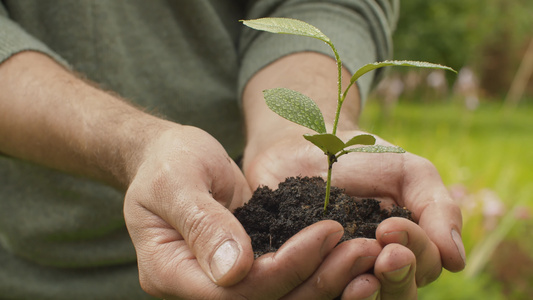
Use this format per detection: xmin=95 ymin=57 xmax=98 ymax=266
xmin=360 ymin=0 xmax=533 ymax=299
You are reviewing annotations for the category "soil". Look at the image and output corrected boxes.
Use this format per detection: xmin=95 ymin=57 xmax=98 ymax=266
xmin=234 ymin=176 xmax=413 ymax=257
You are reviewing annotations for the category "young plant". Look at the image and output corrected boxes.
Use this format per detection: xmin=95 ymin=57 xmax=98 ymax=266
xmin=242 ymin=18 xmax=455 ymax=214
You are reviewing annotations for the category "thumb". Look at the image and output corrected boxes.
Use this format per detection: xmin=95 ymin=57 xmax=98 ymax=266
xmin=188 ymin=161 xmax=254 ymax=286
xmin=179 ymin=192 xmax=255 ymax=286
xmin=166 ymin=152 xmax=254 ymax=286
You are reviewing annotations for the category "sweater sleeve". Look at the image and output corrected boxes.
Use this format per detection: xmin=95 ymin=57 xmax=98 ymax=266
xmin=0 ymin=3 xmax=69 ymax=67
xmin=238 ymin=0 xmax=399 ymax=105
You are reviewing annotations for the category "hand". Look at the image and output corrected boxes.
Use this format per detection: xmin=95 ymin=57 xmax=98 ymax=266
xmin=124 ymin=126 xmax=384 ymax=299
xmin=243 ymin=129 xmax=466 ymax=299
xmin=124 ymin=126 xmax=253 ymax=293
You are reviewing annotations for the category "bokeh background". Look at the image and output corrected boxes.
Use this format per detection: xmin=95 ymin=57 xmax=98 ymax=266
xmin=360 ymin=1 xmax=533 ymax=299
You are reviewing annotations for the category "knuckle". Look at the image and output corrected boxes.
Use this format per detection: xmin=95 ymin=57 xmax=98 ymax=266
xmin=282 ymin=266 xmax=307 ymax=289
xmin=184 ymin=209 xmax=211 ymax=246
xmin=269 ymin=257 xmax=308 ymax=293
xmin=183 ymin=206 xmax=225 ymax=250
xmin=312 ymin=281 xmax=340 ymax=299
xmin=409 ymin=155 xmax=437 ymax=173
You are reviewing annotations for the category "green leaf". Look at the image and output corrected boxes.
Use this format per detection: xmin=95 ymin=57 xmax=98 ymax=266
xmin=344 ymin=134 xmax=376 ymax=147
xmin=350 ymin=60 xmax=457 ymax=83
xmin=304 ymin=133 xmax=346 ymax=154
xmin=241 ymin=18 xmax=331 ymax=44
xmin=264 ymin=88 xmax=326 ymax=134
xmin=345 ymin=145 xmax=406 ymax=154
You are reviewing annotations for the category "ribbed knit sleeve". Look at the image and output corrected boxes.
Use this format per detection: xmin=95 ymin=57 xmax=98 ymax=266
xmin=0 ymin=4 xmax=68 ymax=67
xmin=238 ymin=0 xmax=398 ymax=105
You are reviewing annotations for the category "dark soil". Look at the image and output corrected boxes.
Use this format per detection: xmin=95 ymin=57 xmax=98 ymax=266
xmin=234 ymin=176 xmax=412 ymax=257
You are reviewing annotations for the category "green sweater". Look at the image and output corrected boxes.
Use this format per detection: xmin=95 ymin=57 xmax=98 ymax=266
xmin=0 ymin=0 xmax=397 ymax=298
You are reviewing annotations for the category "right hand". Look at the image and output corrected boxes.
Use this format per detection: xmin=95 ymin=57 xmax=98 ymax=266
xmin=243 ymin=129 xmax=465 ymax=299
xmin=123 ymin=126 xmax=383 ymax=299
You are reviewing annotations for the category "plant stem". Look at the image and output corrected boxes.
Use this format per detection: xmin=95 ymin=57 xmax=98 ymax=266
xmin=328 ymin=41 xmax=343 ymax=136
xmin=324 ymin=41 xmax=343 ymax=213
xmin=323 ymin=154 xmax=335 ymax=215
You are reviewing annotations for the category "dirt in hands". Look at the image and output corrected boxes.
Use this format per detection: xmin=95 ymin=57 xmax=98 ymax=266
xmin=234 ymin=176 xmax=413 ymax=257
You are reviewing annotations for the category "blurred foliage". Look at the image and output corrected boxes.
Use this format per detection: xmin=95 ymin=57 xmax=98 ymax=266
xmin=392 ymin=0 xmax=533 ymax=96
xmin=364 ymin=3 xmax=532 ymax=296
xmin=360 ymin=99 xmax=533 ymax=299
xmin=418 ymin=271 xmax=504 ymax=300
xmin=394 ymin=0 xmax=533 ymax=69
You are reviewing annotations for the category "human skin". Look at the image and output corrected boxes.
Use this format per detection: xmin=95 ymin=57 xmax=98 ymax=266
xmin=0 ymin=51 xmax=460 ymax=299
xmin=242 ymin=52 xmax=466 ymax=299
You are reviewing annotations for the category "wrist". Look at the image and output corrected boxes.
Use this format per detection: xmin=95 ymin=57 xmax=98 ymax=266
xmin=105 ymin=113 xmax=177 ymax=189
xmin=242 ymin=52 xmax=361 ymax=161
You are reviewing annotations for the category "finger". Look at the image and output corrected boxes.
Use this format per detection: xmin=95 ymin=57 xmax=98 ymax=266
xmin=374 ymin=244 xmax=417 ymax=300
xmin=341 ymin=274 xmax=381 ymax=300
xmin=400 ymin=155 xmax=466 ymax=272
xmin=129 ymin=219 xmax=345 ymax=299
xmin=222 ymin=220 xmax=346 ymax=299
xmin=377 ymin=217 xmax=442 ymax=286
xmin=268 ymin=221 xmax=345 ymax=292
xmin=282 ymin=238 xmax=381 ymax=299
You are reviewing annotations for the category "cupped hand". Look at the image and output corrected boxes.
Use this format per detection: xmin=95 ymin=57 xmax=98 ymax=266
xmin=124 ymin=126 xmax=253 ymax=294
xmin=243 ymin=129 xmax=466 ymax=299
xmin=123 ymin=126 xmax=384 ymax=299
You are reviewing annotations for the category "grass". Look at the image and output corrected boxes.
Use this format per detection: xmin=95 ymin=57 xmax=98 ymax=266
xmin=359 ymin=99 xmax=533 ymax=299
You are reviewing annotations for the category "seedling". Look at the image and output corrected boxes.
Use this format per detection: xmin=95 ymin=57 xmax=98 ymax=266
xmin=242 ymin=18 xmax=455 ymax=214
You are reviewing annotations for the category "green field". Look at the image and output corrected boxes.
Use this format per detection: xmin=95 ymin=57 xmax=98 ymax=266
xmin=359 ymin=100 xmax=533 ymax=299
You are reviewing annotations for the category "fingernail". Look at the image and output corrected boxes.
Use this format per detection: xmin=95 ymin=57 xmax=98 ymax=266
xmin=451 ymin=229 xmax=467 ymax=266
xmin=210 ymin=240 xmax=240 ymax=282
xmin=382 ymin=231 xmax=408 ymax=246
xmin=383 ymin=264 xmax=411 ymax=283
xmin=361 ymin=290 xmax=380 ymax=300
xmin=320 ymin=230 xmax=344 ymax=258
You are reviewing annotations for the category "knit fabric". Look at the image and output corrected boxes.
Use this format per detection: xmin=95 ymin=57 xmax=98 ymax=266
xmin=0 ymin=0 xmax=397 ymax=298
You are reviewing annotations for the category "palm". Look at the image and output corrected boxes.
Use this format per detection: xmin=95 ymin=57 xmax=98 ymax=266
xmin=243 ymin=130 xmax=407 ymax=209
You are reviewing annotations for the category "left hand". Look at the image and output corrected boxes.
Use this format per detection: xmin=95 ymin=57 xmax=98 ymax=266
xmin=242 ymin=129 xmax=466 ymax=299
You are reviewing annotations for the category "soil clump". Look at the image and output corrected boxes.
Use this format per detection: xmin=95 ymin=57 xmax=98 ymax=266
xmin=234 ymin=176 xmax=413 ymax=257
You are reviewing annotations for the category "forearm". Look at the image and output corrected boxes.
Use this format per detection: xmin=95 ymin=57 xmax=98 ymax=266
xmin=242 ymin=52 xmax=361 ymax=160
xmin=0 ymin=51 xmax=172 ymax=189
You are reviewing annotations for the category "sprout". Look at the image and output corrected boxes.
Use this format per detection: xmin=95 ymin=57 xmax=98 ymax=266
xmin=242 ymin=18 xmax=456 ymax=213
